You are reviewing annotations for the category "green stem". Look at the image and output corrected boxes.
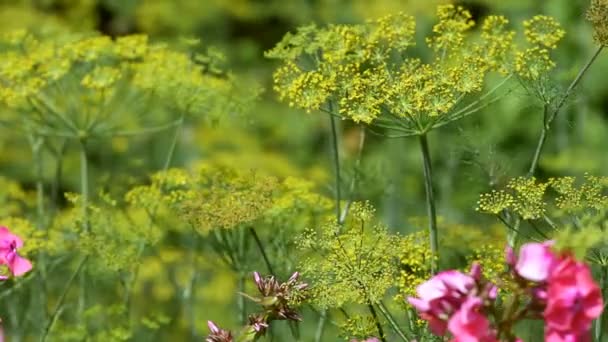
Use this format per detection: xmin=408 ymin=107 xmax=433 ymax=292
xmin=123 ymin=115 xmax=185 ymax=318
xmin=329 ymin=111 xmax=342 ymax=221
xmin=163 ymin=114 xmax=185 ymax=171
xmin=527 ymin=104 xmax=549 ymax=177
xmin=418 ymin=133 xmax=439 ymax=274
xmin=77 ymin=140 xmax=89 ymax=323
xmin=314 ymin=310 xmax=327 ymax=342
xmin=528 ymin=45 xmax=604 ymax=177
xmin=40 ymin=257 xmax=88 ymax=342
xmin=79 ymin=140 xmax=89 ymax=230
xmin=315 ymin=105 xmax=341 ymax=342
xmin=367 ymin=303 xmax=387 ymax=342
xmin=248 ymin=227 xmax=275 ymax=275
xmin=377 ymin=301 xmax=410 ymax=342
xmin=339 ymin=126 xmax=366 ymax=224
xmin=238 ymin=274 xmax=246 ymax=325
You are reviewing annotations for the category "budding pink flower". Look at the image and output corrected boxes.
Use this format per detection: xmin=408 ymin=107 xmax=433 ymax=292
xmin=544 ymin=256 xmax=603 ymax=340
xmin=514 ymin=241 xmax=556 ymax=282
xmin=350 ymin=338 xmax=380 ymax=342
xmin=448 ymin=297 xmax=497 ymax=342
xmin=206 ymin=321 xmax=233 ymax=342
xmin=408 ymin=270 xmax=475 ymax=335
xmin=0 ymin=227 xmax=32 ymax=278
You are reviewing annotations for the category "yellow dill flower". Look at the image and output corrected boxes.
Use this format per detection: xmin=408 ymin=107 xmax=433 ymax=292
xmin=81 ymin=66 xmax=122 ymax=90
xmin=396 ymin=231 xmax=434 ymax=299
xmin=368 ymin=12 xmax=416 ymax=51
xmin=477 ymin=190 xmax=514 ymax=214
xmin=426 ymin=4 xmax=475 ymax=53
xmin=480 ymin=15 xmax=516 ymax=74
xmin=506 ymin=177 xmax=548 ymax=220
xmin=114 ymin=34 xmax=149 ymax=59
xmin=587 ymin=0 xmax=608 ymax=46
xmin=523 ymin=15 xmax=565 ymax=49
xmin=515 ymin=46 xmax=556 ymax=80
xmin=299 ymin=202 xmax=402 ymax=308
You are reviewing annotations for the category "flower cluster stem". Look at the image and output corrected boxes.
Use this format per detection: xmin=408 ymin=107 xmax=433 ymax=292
xmin=418 ymin=133 xmax=439 ymax=274
xmin=367 ymin=303 xmax=387 ymax=342
xmin=527 ymin=45 xmax=604 ymax=177
xmin=377 ymin=301 xmax=410 ymax=341
xmin=40 ymin=256 xmax=88 ymax=342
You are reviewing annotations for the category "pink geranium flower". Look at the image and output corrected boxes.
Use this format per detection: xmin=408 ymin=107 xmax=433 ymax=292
xmin=448 ymin=297 xmax=497 ymax=342
xmin=0 ymin=227 xmax=32 ymax=278
xmin=408 ymin=270 xmax=475 ymax=335
xmin=545 ymin=329 xmax=591 ymax=342
xmin=514 ymin=241 xmax=556 ymax=282
xmin=544 ymin=256 xmax=603 ymax=339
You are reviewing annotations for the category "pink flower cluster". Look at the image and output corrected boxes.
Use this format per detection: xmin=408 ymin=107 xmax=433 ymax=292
xmin=0 ymin=226 xmax=32 ymax=340
xmin=0 ymin=226 xmax=32 ymax=279
xmin=513 ymin=242 xmax=603 ymax=342
xmin=408 ymin=265 xmax=499 ymax=342
xmin=408 ymin=241 xmax=604 ymax=342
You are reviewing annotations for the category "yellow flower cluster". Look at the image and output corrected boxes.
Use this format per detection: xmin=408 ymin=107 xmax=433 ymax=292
xmin=298 ymin=202 xmax=402 ymax=308
xmin=339 ymin=314 xmax=380 ymax=340
xmin=0 ymin=30 xmax=250 ymax=136
xmin=587 ymin=0 xmax=608 ymax=46
xmin=267 ymin=12 xmax=418 ymax=123
xmin=549 ymin=174 xmax=608 ymax=213
xmin=524 ymin=16 xmax=566 ymax=49
xmin=515 ymin=16 xmax=565 ymax=81
xmin=395 ymin=231 xmax=434 ymax=299
xmin=477 ymin=177 xmax=548 ymax=220
xmin=426 ymin=4 xmax=475 ymax=53
xmin=127 ymin=164 xmax=332 ymax=236
xmin=480 ymin=16 xmax=516 ymax=74
xmin=267 ymin=4 xmax=541 ymax=130
xmin=51 ymin=192 xmax=161 ymax=272
xmin=478 ymin=175 xmax=608 ymax=220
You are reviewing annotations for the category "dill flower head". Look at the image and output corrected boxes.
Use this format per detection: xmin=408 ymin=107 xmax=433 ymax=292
xmin=395 ymin=231 xmax=434 ymax=300
xmin=267 ymin=4 xmax=523 ymax=133
xmin=478 ymin=175 xmax=608 ymax=222
xmin=426 ymin=4 xmax=475 ymax=53
xmin=587 ymin=0 xmax=608 ymax=46
xmin=0 ymin=30 xmax=253 ymax=138
xmin=477 ymin=177 xmax=548 ymax=220
xmin=523 ymin=15 xmax=566 ymax=49
xmin=298 ymin=202 xmax=401 ymax=308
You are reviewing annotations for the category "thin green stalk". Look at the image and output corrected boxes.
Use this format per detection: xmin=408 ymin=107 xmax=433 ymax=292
xmin=123 ymin=114 xmax=185 ymax=318
xmin=30 ymin=136 xmax=50 ymax=320
xmin=248 ymin=227 xmax=275 ymax=275
xmin=76 ymin=139 xmax=90 ymax=324
xmin=40 ymin=256 xmax=88 ymax=342
xmin=377 ymin=301 xmax=410 ymax=342
xmin=237 ymin=274 xmax=246 ymax=326
xmin=329 ymin=112 xmax=342 ymax=220
xmin=163 ymin=114 xmax=185 ymax=171
xmin=527 ymin=104 xmax=549 ymax=177
xmin=99 ymin=119 xmax=183 ymax=137
xmin=237 ymin=227 xmax=247 ymax=326
xmin=79 ymin=140 xmax=89 ymax=230
xmin=367 ymin=303 xmax=387 ymax=342
xmin=339 ymin=127 xmax=366 ymax=224
xmin=186 ymin=234 xmax=201 ymax=339
xmin=528 ymin=45 xmax=604 ymax=177
xmin=314 ymin=310 xmax=328 ymax=342
xmin=418 ymin=133 xmax=438 ymax=274
xmin=316 ymin=106 xmax=342 ymax=342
